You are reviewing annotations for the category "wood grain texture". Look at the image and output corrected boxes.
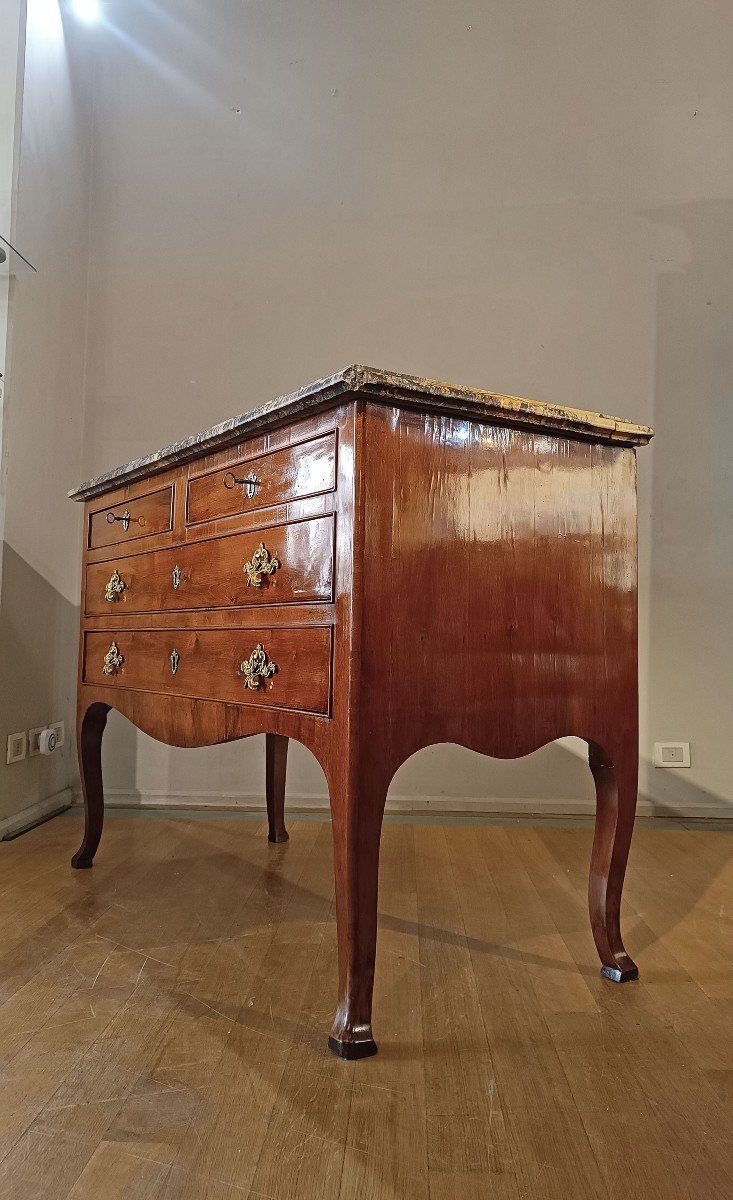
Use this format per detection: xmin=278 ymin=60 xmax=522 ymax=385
xmin=185 ymin=431 xmax=337 ymax=525
xmin=84 ymin=515 xmax=335 ymax=616
xmin=88 ymin=486 xmax=174 ymax=550
xmin=82 ymin=626 xmax=333 ymax=715
xmin=0 ymin=812 xmax=730 ymax=1200
xmin=73 ymin=387 xmax=648 ymax=1059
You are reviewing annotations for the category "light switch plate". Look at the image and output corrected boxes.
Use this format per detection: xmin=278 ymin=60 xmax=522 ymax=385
xmin=653 ymin=742 xmax=691 ymax=768
xmin=6 ymin=732 xmax=27 ymax=765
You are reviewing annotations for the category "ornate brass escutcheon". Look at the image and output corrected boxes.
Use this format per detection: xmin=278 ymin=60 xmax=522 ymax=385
xmin=172 ymin=564 xmax=182 ymax=590
xmin=243 ymin=543 xmax=280 ymax=588
xmin=102 ymin=641 xmax=124 ymax=676
xmin=238 ymin=643 xmax=277 ymax=691
xmin=170 ymin=648 xmax=180 ymax=675
xmin=104 ymin=569 xmax=126 ymax=603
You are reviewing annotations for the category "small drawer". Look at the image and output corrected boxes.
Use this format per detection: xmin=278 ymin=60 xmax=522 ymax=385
xmin=85 ymin=516 xmax=335 ymax=615
xmin=186 ymin=432 xmax=337 ymax=525
xmin=83 ymin=626 xmax=332 ymax=715
xmin=88 ymin=486 xmax=174 ymax=550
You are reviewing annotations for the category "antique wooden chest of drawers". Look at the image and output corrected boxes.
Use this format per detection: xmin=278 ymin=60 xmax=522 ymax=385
xmin=70 ymin=366 xmax=653 ymax=1058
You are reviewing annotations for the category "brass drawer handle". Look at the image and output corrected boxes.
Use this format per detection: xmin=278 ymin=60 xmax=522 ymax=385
xmin=238 ymin=643 xmax=277 ymax=690
xmin=102 ymin=641 xmax=124 ymax=676
xmin=172 ymin=564 xmax=182 ymax=590
xmin=223 ymin=470 xmax=260 ymax=499
xmin=104 ymin=569 xmax=125 ymax=603
xmin=170 ymin=648 xmax=180 ymax=675
xmin=106 ymin=509 xmax=144 ymax=531
xmin=244 ymin=543 xmax=280 ymax=588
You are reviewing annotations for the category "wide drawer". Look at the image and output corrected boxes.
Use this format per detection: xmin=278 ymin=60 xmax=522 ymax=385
xmin=186 ymin=431 xmax=337 ymax=525
xmin=83 ymin=627 xmax=332 ymax=714
xmin=85 ymin=516 xmax=334 ymax=615
xmin=88 ymin=485 xmax=175 ymax=550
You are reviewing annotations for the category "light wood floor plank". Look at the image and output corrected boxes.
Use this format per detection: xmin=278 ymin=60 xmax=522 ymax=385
xmin=0 ymin=811 xmax=728 ymax=1200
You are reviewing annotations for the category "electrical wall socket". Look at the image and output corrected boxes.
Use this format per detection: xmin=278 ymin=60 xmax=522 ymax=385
xmin=6 ymin=732 xmax=27 ymax=765
xmin=28 ymin=727 xmax=44 ymax=757
xmin=653 ymin=741 xmax=691 ymax=768
xmin=50 ymin=721 xmax=65 ymax=748
xmin=29 ymin=722 xmax=65 ymax=757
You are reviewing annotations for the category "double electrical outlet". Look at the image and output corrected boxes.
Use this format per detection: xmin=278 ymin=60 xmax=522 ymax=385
xmin=6 ymin=722 xmax=65 ymax=765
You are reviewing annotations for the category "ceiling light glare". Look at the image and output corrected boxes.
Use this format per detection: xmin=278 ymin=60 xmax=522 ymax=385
xmin=72 ymin=0 xmax=100 ymax=21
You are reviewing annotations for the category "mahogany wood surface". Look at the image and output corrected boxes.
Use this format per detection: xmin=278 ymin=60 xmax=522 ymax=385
xmin=82 ymin=626 xmax=333 ymax=715
xmin=84 ymin=514 xmax=335 ymax=615
xmin=185 ymin=430 xmax=337 ymax=525
xmin=265 ymin=733 xmax=289 ymax=843
xmin=87 ymin=484 xmax=174 ymax=550
xmin=71 ymin=376 xmax=652 ymax=1060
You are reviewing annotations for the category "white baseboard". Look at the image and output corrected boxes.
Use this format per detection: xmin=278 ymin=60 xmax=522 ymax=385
xmin=0 ymin=788 xmax=73 ymax=840
xmin=70 ymin=788 xmax=733 ymax=820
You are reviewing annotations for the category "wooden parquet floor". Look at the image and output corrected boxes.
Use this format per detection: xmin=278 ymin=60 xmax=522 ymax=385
xmin=0 ymin=810 xmax=730 ymax=1199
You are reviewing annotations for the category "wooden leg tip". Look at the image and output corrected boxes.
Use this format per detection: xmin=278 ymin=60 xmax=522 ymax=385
xmin=328 ymin=1035 xmax=378 ymax=1060
xmin=601 ymin=964 xmax=639 ymax=983
xmin=268 ymin=831 xmax=290 ymax=844
xmin=71 ymin=855 xmax=93 ymax=869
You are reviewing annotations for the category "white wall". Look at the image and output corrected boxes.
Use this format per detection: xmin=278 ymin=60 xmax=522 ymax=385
xmin=33 ymin=1 xmax=733 ymax=815
xmin=0 ymin=0 xmax=24 ymax=561
xmin=0 ymin=1 xmax=94 ymax=821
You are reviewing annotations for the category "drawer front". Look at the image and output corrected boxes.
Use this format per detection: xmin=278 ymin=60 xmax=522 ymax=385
xmin=83 ymin=627 xmax=332 ymax=714
xmin=186 ymin=432 xmax=337 ymax=525
xmin=88 ymin=486 xmax=174 ymax=550
xmin=85 ymin=516 xmax=334 ymax=615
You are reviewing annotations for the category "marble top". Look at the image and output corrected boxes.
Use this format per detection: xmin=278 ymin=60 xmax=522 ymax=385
xmin=70 ymin=365 xmax=654 ymax=500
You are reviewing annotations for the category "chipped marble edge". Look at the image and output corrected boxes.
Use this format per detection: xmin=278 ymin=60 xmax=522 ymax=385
xmin=69 ymin=364 xmax=654 ymax=500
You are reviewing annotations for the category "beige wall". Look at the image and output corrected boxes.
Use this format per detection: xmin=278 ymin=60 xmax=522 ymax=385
xmin=5 ymin=2 xmax=732 ymax=817
xmin=0 ymin=1 xmax=93 ymax=820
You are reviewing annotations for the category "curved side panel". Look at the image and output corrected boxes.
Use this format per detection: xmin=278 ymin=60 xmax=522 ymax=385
xmin=77 ymin=684 xmax=332 ymax=765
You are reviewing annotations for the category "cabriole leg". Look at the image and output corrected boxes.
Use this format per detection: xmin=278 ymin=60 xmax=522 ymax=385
xmin=265 ymin=733 xmax=289 ymax=843
xmin=587 ymin=740 xmax=639 ymax=982
xmin=327 ymin=764 xmax=388 ymax=1059
xmin=71 ymin=703 xmax=111 ymax=869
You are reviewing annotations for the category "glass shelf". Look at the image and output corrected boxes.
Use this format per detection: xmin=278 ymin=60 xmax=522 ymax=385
xmin=0 ymin=234 xmax=37 ymax=277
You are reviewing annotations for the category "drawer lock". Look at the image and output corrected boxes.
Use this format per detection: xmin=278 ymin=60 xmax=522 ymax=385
xmin=223 ymin=470 xmax=260 ymax=499
xmin=243 ymin=543 xmax=280 ymax=588
xmin=172 ymin=564 xmax=182 ymax=590
xmin=170 ymin=648 xmax=180 ymax=675
xmin=106 ymin=509 xmax=144 ymax=532
xmin=238 ymin=643 xmax=277 ymax=691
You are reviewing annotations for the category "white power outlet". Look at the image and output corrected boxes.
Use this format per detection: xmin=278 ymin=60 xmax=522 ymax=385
xmin=50 ymin=721 xmax=65 ymax=748
xmin=29 ymin=722 xmax=66 ymax=757
xmin=653 ymin=741 xmax=691 ymax=768
xmin=6 ymin=732 xmax=27 ymax=765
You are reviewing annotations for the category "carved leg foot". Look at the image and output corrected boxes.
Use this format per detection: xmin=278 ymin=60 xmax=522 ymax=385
xmin=265 ymin=733 xmax=289 ymax=843
xmin=588 ymin=741 xmax=639 ymax=982
xmin=71 ymin=703 xmax=110 ymax=869
xmin=327 ymin=765 xmax=387 ymax=1059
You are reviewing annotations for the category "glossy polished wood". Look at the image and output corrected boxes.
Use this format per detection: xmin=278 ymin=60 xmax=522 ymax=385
xmin=84 ymin=514 xmax=335 ymax=615
xmin=265 ymin=732 xmax=289 ymax=844
xmin=186 ymin=430 xmax=337 ymax=525
xmin=82 ymin=626 xmax=332 ymax=714
xmin=71 ymin=373 xmax=652 ymax=1060
xmin=87 ymin=484 xmax=174 ymax=549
